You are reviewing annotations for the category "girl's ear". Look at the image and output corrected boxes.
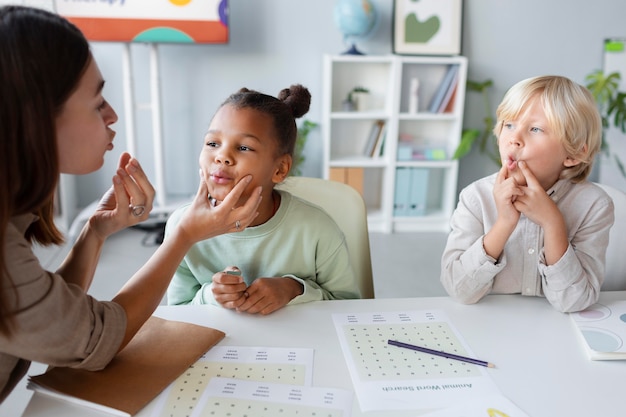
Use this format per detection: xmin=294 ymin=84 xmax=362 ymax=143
xmin=272 ymin=154 xmax=292 ymax=184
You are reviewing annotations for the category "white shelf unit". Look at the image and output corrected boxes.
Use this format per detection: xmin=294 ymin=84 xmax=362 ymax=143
xmin=322 ymin=54 xmax=467 ymax=233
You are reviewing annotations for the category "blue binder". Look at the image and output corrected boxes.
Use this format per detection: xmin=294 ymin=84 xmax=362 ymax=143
xmin=408 ymin=168 xmax=429 ymax=216
xmin=394 ymin=167 xmax=411 ymax=216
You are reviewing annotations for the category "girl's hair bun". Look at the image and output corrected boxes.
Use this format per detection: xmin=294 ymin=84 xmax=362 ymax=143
xmin=278 ymin=84 xmax=311 ymax=119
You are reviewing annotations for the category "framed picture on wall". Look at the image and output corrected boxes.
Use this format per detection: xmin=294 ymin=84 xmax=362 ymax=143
xmin=393 ymin=0 xmax=462 ymax=55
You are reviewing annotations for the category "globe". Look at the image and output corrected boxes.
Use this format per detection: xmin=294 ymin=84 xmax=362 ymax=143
xmin=333 ymin=0 xmax=377 ymax=55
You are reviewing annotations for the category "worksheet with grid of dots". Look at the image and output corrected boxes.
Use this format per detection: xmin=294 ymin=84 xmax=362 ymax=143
xmin=150 ymin=346 xmax=313 ymax=417
xmin=190 ymin=377 xmax=352 ymax=417
xmin=333 ymin=310 xmax=500 ymax=412
xmin=345 ymin=320 xmax=481 ymax=380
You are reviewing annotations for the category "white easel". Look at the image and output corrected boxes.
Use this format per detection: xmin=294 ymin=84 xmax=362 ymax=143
xmin=122 ymin=42 xmax=167 ymax=209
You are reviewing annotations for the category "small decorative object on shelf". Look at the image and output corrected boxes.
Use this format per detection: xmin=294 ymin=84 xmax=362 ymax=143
xmin=333 ymin=0 xmax=377 ymax=55
xmin=342 ymin=86 xmax=370 ymax=111
xmin=408 ymin=78 xmax=419 ymax=113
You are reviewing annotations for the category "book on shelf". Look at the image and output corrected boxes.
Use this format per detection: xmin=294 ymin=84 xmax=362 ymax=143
xmin=437 ymin=71 xmax=459 ymax=113
xmin=363 ymin=119 xmax=385 ymax=157
xmin=570 ymin=300 xmax=626 ymax=360
xmin=28 ymin=316 xmax=225 ymax=416
xmin=428 ymin=64 xmax=459 ymax=113
xmin=372 ymin=126 xmax=386 ymax=157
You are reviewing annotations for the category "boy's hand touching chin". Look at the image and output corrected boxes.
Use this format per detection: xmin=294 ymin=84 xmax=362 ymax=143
xmin=512 ymin=161 xmax=560 ymax=228
xmin=494 ymin=163 xmax=524 ymax=226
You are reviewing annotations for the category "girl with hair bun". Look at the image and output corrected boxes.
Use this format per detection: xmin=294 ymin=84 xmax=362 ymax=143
xmin=166 ymin=85 xmax=361 ymax=314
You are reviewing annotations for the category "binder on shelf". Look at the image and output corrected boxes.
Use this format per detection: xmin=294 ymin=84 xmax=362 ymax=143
xmin=394 ymin=168 xmax=429 ymax=217
xmin=393 ymin=167 xmax=411 ymax=216
xmin=329 ymin=167 xmax=364 ymax=196
xmin=363 ymin=120 xmax=385 ymax=156
xmin=428 ymin=65 xmax=459 ymax=113
xmin=408 ymin=168 xmax=429 ymax=216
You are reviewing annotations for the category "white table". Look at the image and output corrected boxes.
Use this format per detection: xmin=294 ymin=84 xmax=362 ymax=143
xmin=22 ymin=292 xmax=626 ymax=417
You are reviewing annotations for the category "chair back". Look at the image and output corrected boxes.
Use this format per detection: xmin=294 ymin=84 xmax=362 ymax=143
xmin=277 ymin=176 xmax=375 ymax=298
xmin=596 ymin=183 xmax=626 ymax=291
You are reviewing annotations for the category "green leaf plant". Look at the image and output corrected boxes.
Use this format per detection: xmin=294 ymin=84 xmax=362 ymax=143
xmin=291 ymin=119 xmax=318 ymax=176
xmin=585 ymin=70 xmax=626 ymax=177
xmin=453 ymin=79 xmax=499 ymax=166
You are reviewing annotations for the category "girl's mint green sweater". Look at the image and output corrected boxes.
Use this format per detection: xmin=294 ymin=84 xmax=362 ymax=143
xmin=166 ymin=190 xmax=361 ymax=306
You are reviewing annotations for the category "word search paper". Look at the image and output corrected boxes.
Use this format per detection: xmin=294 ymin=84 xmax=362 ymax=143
xmin=333 ymin=310 xmax=500 ymax=411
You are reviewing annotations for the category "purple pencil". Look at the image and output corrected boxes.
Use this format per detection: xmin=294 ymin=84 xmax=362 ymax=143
xmin=388 ymin=339 xmax=495 ymax=368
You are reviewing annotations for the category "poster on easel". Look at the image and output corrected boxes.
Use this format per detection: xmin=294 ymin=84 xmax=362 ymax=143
xmin=0 ymin=0 xmax=229 ymax=43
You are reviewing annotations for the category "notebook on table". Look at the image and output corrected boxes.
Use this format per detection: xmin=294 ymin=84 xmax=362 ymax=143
xmin=570 ymin=300 xmax=626 ymax=360
xmin=28 ymin=316 xmax=225 ymax=416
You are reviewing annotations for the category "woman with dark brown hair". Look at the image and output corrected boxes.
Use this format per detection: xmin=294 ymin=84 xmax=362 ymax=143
xmin=0 ymin=6 xmax=261 ymax=403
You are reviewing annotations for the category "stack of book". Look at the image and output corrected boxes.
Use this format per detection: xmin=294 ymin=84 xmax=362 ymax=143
xmin=427 ymin=64 xmax=459 ymax=114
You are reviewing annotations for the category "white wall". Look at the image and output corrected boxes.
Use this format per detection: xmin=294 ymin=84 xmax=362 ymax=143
xmin=77 ymin=0 xmax=626 ymax=208
xmin=459 ymin=0 xmax=626 ymax=191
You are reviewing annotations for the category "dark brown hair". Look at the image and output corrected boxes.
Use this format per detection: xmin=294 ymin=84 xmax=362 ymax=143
xmin=221 ymin=84 xmax=311 ymax=158
xmin=0 ymin=6 xmax=90 ymax=336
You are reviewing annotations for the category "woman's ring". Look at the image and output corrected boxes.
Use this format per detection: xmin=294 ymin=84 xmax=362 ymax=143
xmin=131 ymin=205 xmax=146 ymax=217
xmin=235 ymin=220 xmax=241 ymax=230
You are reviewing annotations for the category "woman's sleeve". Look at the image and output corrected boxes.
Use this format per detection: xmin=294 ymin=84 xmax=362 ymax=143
xmin=2 ymin=225 xmax=126 ymax=371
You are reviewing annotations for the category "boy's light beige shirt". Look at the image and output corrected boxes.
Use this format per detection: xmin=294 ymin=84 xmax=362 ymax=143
xmin=441 ymin=174 xmax=614 ymax=313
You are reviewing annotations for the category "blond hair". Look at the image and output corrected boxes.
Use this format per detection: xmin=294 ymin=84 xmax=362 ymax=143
xmin=493 ymin=75 xmax=602 ymax=182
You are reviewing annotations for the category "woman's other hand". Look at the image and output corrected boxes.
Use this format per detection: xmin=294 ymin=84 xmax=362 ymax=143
xmin=90 ymin=152 xmax=156 ymax=239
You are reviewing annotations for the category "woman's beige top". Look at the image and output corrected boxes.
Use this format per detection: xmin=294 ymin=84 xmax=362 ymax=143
xmin=0 ymin=214 xmax=127 ymax=403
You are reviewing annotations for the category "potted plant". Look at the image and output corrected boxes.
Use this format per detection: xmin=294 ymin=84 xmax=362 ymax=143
xmin=585 ymin=70 xmax=626 ymax=177
xmin=342 ymin=86 xmax=369 ymax=111
xmin=453 ymin=79 xmax=499 ymax=165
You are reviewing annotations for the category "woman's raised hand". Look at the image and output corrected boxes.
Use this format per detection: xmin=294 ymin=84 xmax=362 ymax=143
xmin=90 ymin=152 xmax=156 ymax=239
